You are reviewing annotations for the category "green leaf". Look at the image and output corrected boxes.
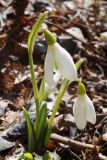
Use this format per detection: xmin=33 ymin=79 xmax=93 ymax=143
xmin=39 ymin=77 xmax=45 ymax=105
xmin=27 ymin=11 xmax=48 ymax=139
xmin=23 ymin=107 xmax=35 ymax=152
xmin=43 ymin=125 xmax=52 ymax=148
xmin=28 ymin=11 xmax=48 ymax=55
xmin=39 ymin=77 xmax=51 ymax=105
xmin=35 ymin=103 xmax=48 ymax=152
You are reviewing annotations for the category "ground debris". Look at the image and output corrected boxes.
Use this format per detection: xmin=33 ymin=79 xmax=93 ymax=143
xmin=0 ymin=0 xmax=107 ymax=159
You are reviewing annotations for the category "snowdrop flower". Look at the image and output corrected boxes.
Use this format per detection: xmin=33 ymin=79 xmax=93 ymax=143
xmin=43 ymin=70 xmax=60 ymax=95
xmin=44 ymin=29 xmax=77 ymax=86
xmin=73 ymin=82 xmax=96 ymax=130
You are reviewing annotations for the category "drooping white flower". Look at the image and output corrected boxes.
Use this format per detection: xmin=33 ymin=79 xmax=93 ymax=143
xmin=43 ymin=70 xmax=60 ymax=98
xmin=73 ymin=82 xmax=96 ymax=130
xmin=44 ymin=29 xmax=77 ymax=86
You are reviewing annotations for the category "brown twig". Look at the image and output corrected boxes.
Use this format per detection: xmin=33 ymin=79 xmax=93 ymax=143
xmin=50 ymin=133 xmax=100 ymax=151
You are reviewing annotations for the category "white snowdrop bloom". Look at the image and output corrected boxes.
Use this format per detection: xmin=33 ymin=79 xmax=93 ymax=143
xmin=73 ymin=82 xmax=96 ymax=130
xmin=44 ymin=70 xmax=59 ymax=91
xmin=44 ymin=29 xmax=77 ymax=86
xmin=42 ymin=70 xmax=60 ymax=101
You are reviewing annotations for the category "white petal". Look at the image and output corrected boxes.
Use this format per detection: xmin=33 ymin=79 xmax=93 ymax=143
xmin=85 ymin=95 xmax=96 ymax=124
xmin=44 ymin=46 xmax=54 ymax=86
xmin=53 ymin=69 xmax=60 ymax=84
xmin=73 ymin=96 xmax=86 ymax=129
xmin=54 ymin=43 xmax=77 ymax=81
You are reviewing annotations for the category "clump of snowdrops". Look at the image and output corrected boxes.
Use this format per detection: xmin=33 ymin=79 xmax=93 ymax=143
xmin=23 ymin=11 xmax=96 ymax=156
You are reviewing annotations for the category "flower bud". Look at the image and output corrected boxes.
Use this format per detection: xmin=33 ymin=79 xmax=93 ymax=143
xmin=44 ymin=29 xmax=56 ymax=45
xmin=77 ymin=82 xmax=86 ymax=95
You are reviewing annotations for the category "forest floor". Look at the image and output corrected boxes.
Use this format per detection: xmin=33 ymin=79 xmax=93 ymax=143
xmin=0 ymin=0 xmax=107 ymax=159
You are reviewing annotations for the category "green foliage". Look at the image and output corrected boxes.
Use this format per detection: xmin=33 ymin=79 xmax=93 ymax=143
xmin=23 ymin=10 xmax=83 ymax=156
xmin=39 ymin=77 xmax=50 ymax=105
xmin=35 ymin=103 xmax=47 ymax=152
xmin=23 ymin=107 xmax=35 ymax=152
xmin=23 ymin=11 xmax=49 ymax=153
xmin=28 ymin=11 xmax=48 ymax=55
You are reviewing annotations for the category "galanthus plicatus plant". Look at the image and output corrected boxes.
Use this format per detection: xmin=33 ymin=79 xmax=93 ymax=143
xmin=73 ymin=82 xmax=96 ymax=130
xmin=23 ymin=11 xmax=96 ymax=156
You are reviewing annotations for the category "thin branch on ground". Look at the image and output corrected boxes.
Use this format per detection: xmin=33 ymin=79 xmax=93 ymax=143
xmin=50 ymin=133 xmax=100 ymax=151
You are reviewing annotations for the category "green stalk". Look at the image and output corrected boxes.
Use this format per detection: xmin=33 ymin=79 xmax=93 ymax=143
xmin=29 ymin=53 xmax=40 ymax=122
xmin=49 ymin=80 xmax=69 ymax=124
xmin=44 ymin=79 xmax=69 ymax=146
xmin=27 ymin=11 xmax=48 ymax=130
xmin=44 ymin=58 xmax=84 ymax=146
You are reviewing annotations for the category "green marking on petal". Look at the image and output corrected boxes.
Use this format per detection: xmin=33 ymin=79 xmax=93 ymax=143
xmin=77 ymin=82 xmax=86 ymax=95
xmin=44 ymin=29 xmax=56 ymax=45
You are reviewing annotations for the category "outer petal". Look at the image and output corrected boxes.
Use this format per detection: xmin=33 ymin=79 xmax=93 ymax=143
xmin=73 ymin=95 xmax=87 ymax=129
xmin=54 ymin=43 xmax=77 ymax=81
xmin=44 ymin=46 xmax=54 ymax=86
xmin=85 ymin=94 xmax=96 ymax=124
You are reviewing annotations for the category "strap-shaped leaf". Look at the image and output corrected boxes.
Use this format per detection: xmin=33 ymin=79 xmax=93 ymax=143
xmin=23 ymin=107 xmax=35 ymax=152
xmin=35 ymin=103 xmax=47 ymax=152
xmin=28 ymin=11 xmax=48 ymax=55
xmin=39 ymin=76 xmax=45 ymax=105
xmin=39 ymin=77 xmax=50 ymax=105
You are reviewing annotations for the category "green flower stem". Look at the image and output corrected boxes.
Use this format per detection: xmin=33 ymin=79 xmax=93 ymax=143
xmin=44 ymin=79 xmax=69 ymax=146
xmin=49 ymin=58 xmax=84 ymax=124
xmin=48 ymin=79 xmax=69 ymax=125
xmin=75 ymin=58 xmax=83 ymax=70
xmin=44 ymin=58 xmax=84 ymax=147
xmin=29 ymin=53 xmax=40 ymax=122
